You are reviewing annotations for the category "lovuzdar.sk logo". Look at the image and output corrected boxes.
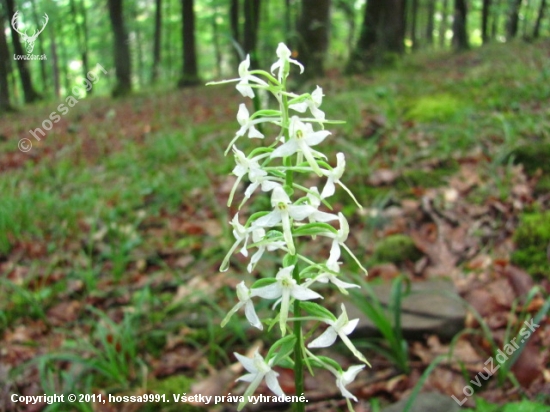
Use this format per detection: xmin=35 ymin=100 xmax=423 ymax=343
xmin=11 ymin=10 xmax=48 ymax=60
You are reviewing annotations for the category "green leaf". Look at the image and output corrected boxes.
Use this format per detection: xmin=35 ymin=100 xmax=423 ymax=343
xmin=300 ymin=302 xmax=337 ymax=322
xmin=250 ymin=278 xmax=277 ymax=289
xmin=267 ymin=335 xmax=297 ymax=366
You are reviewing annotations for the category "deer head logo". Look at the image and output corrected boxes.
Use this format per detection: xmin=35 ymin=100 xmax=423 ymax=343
xmin=11 ymin=11 xmax=49 ymax=54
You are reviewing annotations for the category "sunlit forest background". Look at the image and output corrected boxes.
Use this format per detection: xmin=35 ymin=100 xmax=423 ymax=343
xmin=1 ymin=0 xmax=549 ymax=103
xmin=1 ymin=1 xmax=550 ymax=412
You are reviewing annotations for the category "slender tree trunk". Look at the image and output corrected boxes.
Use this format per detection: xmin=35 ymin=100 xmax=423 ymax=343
xmin=410 ymin=0 xmax=419 ymax=49
xmin=426 ymin=0 xmax=436 ymax=46
xmin=4 ymin=0 xmax=41 ymax=103
xmin=285 ymin=0 xmax=294 ymax=49
xmin=297 ymin=0 xmax=330 ymax=79
xmin=49 ymin=20 xmax=60 ymax=98
xmin=108 ymin=0 xmax=132 ymax=97
xmin=151 ymin=0 xmax=162 ymax=83
xmin=452 ymin=0 xmax=469 ymax=50
xmin=243 ymin=0 xmax=261 ymax=68
xmin=506 ymin=0 xmax=523 ymax=39
xmin=440 ymin=0 xmax=450 ymax=47
xmin=0 ymin=9 xmax=13 ymax=111
xmin=533 ymin=0 xmax=547 ymax=38
xmin=491 ymin=0 xmax=500 ymax=38
xmin=482 ymin=0 xmax=492 ymax=43
xmin=178 ymin=0 xmax=199 ymax=87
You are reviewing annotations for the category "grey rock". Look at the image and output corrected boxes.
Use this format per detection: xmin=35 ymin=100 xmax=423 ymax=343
xmin=381 ymin=392 xmax=461 ymax=412
xmin=347 ymin=279 xmax=466 ymax=340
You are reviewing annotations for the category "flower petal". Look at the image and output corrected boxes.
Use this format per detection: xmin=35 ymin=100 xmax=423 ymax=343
xmin=252 ymin=283 xmax=282 ymax=300
xmin=265 ymin=371 xmax=285 ymax=397
xmin=308 ymin=327 xmax=337 ymax=348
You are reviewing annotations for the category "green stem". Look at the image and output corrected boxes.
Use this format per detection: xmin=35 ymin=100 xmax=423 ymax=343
xmin=292 ymin=264 xmax=305 ymax=412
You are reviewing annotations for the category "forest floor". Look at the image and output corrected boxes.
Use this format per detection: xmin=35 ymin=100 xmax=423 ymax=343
xmin=1 ymin=39 xmax=550 ymax=412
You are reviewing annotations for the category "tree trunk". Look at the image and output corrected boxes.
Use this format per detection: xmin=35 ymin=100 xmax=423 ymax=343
xmin=482 ymin=0 xmax=492 ymax=43
xmin=151 ymin=0 xmax=162 ymax=83
xmin=0 ymin=9 xmax=13 ymax=111
xmin=533 ymin=0 xmax=547 ymax=38
xmin=506 ymin=0 xmax=522 ymax=39
xmin=411 ymin=0 xmax=419 ymax=49
xmin=107 ymin=0 xmax=132 ymax=97
xmin=440 ymin=0 xmax=449 ymax=47
xmin=348 ymin=0 xmax=405 ymax=71
xmin=49 ymin=20 xmax=60 ymax=98
xmin=296 ymin=0 xmax=330 ymax=78
xmin=491 ymin=0 xmax=500 ymax=38
xmin=178 ymin=0 xmax=199 ymax=87
xmin=229 ymin=0 xmax=241 ymax=63
xmin=426 ymin=0 xmax=436 ymax=47
xmin=4 ymin=0 xmax=41 ymax=103
xmin=452 ymin=0 xmax=469 ymax=50
xmin=243 ymin=0 xmax=261 ymax=68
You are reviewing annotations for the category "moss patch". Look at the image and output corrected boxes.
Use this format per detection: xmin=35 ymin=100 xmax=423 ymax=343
xmin=406 ymin=94 xmax=469 ymax=123
xmin=374 ymin=234 xmax=422 ymax=264
xmin=511 ymin=143 xmax=550 ymax=175
xmin=511 ymin=211 xmax=550 ymax=277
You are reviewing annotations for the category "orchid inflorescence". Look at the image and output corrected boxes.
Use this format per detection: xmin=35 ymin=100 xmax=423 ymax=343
xmin=209 ymin=43 xmax=369 ymax=411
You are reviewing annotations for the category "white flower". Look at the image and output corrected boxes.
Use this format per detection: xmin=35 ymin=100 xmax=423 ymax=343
xmin=237 ymin=54 xmax=268 ymax=98
xmin=271 ymin=116 xmax=329 ymax=176
xmin=234 ymin=350 xmax=284 ymax=409
xmin=253 ymin=186 xmax=325 ymax=254
xmin=220 ymin=213 xmax=254 ymax=272
xmin=236 ymin=104 xmax=264 ymax=139
xmin=305 ymin=187 xmax=338 ymax=224
xmin=307 ymin=259 xmax=360 ymax=294
xmin=321 ymin=152 xmax=345 ymax=198
xmin=247 ymin=227 xmax=285 ymax=273
xmin=289 ymin=86 xmax=325 ymax=120
xmin=229 ymin=147 xmax=279 ymax=205
xmin=309 ymin=304 xmax=369 ymax=364
xmin=222 ymin=281 xmax=262 ymax=329
xmin=270 ymin=43 xmax=304 ymax=82
xmin=321 ymin=153 xmax=362 ymax=207
xmin=252 ymin=265 xmax=322 ymax=334
xmin=328 ymin=212 xmax=349 ymax=263
xmin=224 ymin=104 xmax=268 ymax=155
xmin=334 ymin=365 xmax=365 ymax=402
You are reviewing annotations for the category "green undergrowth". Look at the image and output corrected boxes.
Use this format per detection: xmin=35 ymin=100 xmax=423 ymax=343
xmin=511 ymin=210 xmax=550 ymax=277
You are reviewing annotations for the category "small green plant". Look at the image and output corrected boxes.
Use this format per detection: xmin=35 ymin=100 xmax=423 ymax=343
xmin=349 ymin=275 xmax=410 ymax=374
xmin=511 ymin=211 xmax=550 ymax=277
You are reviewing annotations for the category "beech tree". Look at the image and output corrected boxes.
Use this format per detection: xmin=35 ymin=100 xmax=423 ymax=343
xmin=296 ymin=0 xmax=331 ymax=78
xmin=4 ymin=0 xmax=41 ymax=103
xmin=0 ymin=6 xmax=12 ymax=112
xmin=178 ymin=0 xmax=199 ymax=87
xmin=452 ymin=0 xmax=469 ymax=50
xmin=348 ymin=0 xmax=406 ymax=71
xmin=108 ymin=0 xmax=132 ymax=97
